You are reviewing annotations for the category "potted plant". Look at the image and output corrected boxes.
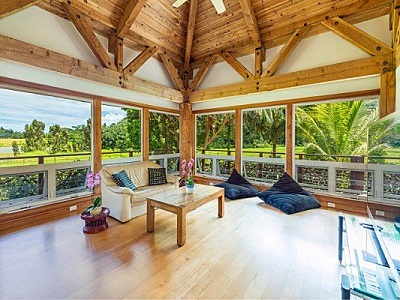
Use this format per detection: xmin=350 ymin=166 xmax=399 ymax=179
xmin=85 ymin=171 xmax=102 ymax=216
xmin=181 ymin=158 xmax=195 ymax=193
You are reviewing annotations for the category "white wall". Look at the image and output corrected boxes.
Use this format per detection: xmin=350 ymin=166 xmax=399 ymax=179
xmin=0 ymin=6 xmax=175 ymax=89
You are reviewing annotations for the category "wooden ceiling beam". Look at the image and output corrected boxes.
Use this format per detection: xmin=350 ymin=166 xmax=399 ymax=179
xmin=262 ymin=25 xmax=309 ymax=78
xmin=238 ymin=0 xmax=262 ymax=47
xmin=322 ymin=16 xmax=393 ymax=56
xmin=254 ymin=45 xmax=265 ymax=79
xmin=184 ymin=0 xmax=198 ymax=71
xmin=189 ymin=53 xmax=392 ymax=102
xmin=219 ymin=50 xmax=254 ymax=81
xmin=109 ymin=0 xmax=147 ymax=51
xmin=61 ymin=2 xmax=116 ymax=71
xmin=0 ymin=34 xmax=183 ymax=102
xmin=160 ymin=52 xmax=186 ymax=93
xmin=0 ymin=0 xmax=41 ymax=19
xmin=188 ymin=54 xmax=217 ymax=92
xmin=124 ymin=45 xmax=158 ymax=76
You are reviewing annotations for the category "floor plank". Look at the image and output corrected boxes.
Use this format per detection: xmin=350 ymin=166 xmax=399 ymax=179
xmin=0 ymin=197 xmax=342 ymax=299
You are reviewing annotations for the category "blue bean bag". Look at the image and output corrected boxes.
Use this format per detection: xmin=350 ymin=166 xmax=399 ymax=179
xmin=258 ymin=172 xmax=321 ymax=214
xmin=215 ymin=169 xmax=259 ymax=200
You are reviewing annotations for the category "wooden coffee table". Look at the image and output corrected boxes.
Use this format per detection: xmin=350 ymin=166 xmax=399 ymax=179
xmin=146 ymin=184 xmax=225 ymax=246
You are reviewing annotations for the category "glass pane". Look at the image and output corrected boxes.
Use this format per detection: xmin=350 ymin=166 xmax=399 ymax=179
xmin=56 ymin=167 xmax=90 ymax=196
xmin=149 ymin=112 xmax=179 ymax=155
xmin=101 ymin=105 xmax=141 ymax=160
xmin=0 ymin=172 xmax=47 ymax=202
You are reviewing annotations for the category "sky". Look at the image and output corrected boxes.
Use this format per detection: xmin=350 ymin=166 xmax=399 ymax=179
xmin=0 ymin=88 xmax=127 ymax=132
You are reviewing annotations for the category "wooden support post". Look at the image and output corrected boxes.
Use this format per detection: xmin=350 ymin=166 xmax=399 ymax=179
xmin=255 ymin=45 xmax=265 ymax=79
xmin=179 ymin=103 xmax=195 ymax=176
xmin=380 ymin=71 xmax=396 ymax=118
xmin=286 ymin=104 xmax=294 ymax=176
xmin=143 ymin=108 xmax=150 ymax=161
xmin=235 ymin=109 xmax=242 ymax=173
xmin=92 ymin=100 xmax=102 ymax=195
xmin=114 ymin=38 xmax=124 ymax=73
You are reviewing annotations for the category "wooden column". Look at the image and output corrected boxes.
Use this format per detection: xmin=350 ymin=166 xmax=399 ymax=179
xmin=92 ymin=100 xmax=102 ymax=195
xmin=179 ymin=103 xmax=195 ymax=176
xmin=143 ymin=108 xmax=150 ymax=161
xmin=285 ymin=104 xmax=294 ymax=176
xmin=380 ymin=71 xmax=396 ymax=118
xmin=235 ymin=109 xmax=242 ymax=173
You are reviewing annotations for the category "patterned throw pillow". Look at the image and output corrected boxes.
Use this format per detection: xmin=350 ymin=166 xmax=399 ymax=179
xmin=112 ymin=170 xmax=136 ymax=191
xmin=148 ymin=168 xmax=167 ymax=186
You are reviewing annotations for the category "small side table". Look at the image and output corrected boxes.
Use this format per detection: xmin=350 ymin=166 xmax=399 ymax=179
xmin=80 ymin=207 xmax=110 ymax=234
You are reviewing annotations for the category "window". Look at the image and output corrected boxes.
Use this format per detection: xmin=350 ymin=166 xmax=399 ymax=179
xmin=149 ymin=111 xmax=179 ymax=173
xmin=196 ymin=112 xmax=235 ymax=177
xmin=101 ymin=104 xmax=141 ymax=162
xmin=242 ymin=107 xmax=286 ymax=183
xmin=0 ymin=88 xmax=91 ymax=210
xmin=294 ymin=98 xmax=379 ymax=197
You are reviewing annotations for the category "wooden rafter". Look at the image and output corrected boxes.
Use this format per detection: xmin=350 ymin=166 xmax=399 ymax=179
xmin=109 ymin=0 xmax=147 ymax=51
xmin=124 ymin=45 xmax=158 ymax=76
xmin=238 ymin=0 xmax=262 ymax=47
xmin=262 ymin=25 xmax=309 ymax=78
xmin=219 ymin=50 xmax=254 ymax=81
xmin=322 ymin=17 xmax=393 ymax=56
xmin=0 ymin=0 xmax=41 ymax=19
xmin=189 ymin=53 xmax=393 ymax=102
xmin=184 ymin=0 xmax=198 ymax=71
xmin=61 ymin=2 xmax=116 ymax=70
xmin=254 ymin=45 xmax=265 ymax=79
xmin=188 ymin=54 xmax=217 ymax=92
xmin=160 ymin=52 xmax=186 ymax=93
xmin=0 ymin=34 xmax=183 ymax=102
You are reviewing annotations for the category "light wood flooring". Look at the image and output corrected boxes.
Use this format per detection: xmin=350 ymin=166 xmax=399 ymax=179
xmin=0 ymin=197 xmax=342 ymax=299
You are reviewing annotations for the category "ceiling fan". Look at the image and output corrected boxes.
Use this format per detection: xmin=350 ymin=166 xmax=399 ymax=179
xmin=172 ymin=0 xmax=226 ymax=14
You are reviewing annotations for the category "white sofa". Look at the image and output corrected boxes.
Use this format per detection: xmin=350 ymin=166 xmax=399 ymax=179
xmin=100 ymin=161 xmax=180 ymax=222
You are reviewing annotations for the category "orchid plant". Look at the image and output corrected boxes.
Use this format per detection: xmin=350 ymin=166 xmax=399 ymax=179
xmin=85 ymin=171 xmax=102 ymax=213
xmin=181 ymin=158 xmax=195 ymax=186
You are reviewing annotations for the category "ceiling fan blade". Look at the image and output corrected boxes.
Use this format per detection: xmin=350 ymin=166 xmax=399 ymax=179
xmin=210 ymin=0 xmax=226 ymax=14
xmin=172 ymin=0 xmax=188 ymax=8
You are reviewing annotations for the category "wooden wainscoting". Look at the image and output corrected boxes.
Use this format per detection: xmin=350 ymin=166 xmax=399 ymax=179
xmin=0 ymin=195 xmax=93 ymax=234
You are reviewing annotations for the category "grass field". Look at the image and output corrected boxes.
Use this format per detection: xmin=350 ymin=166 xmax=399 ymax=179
xmin=0 ymin=139 xmax=24 ymax=147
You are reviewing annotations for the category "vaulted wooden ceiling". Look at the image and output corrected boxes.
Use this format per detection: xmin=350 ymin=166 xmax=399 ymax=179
xmin=36 ymin=0 xmax=390 ymax=69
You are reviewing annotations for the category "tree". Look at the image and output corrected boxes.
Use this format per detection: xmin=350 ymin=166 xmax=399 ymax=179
xmin=12 ymin=141 xmax=20 ymax=156
xmin=23 ymin=119 xmax=46 ymax=152
xmin=295 ymin=100 xmax=379 ymax=161
xmin=124 ymin=108 xmax=141 ymax=150
xmin=47 ymin=124 xmax=68 ymax=154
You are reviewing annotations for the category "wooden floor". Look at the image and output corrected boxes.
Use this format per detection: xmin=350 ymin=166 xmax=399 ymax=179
xmin=0 ymin=197 xmax=342 ymax=299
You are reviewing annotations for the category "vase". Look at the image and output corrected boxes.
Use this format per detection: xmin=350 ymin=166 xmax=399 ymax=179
xmin=90 ymin=206 xmax=103 ymax=216
xmin=185 ymin=184 xmax=195 ymax=194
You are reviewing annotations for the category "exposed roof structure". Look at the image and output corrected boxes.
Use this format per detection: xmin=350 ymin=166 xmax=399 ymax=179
xmin=0 ymin=0 xmax=398 ymax=107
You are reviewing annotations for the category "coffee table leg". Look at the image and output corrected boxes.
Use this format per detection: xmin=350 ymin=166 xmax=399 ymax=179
xmin=147 ymin=200 xmax=155 ymax=233
xmin=177 ymin=209 xmax=186 ymax=246
xmin=218 ymin=193 xmax=224 ymax=218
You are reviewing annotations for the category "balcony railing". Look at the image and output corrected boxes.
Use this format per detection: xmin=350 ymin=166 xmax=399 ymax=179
xmin=0 ymin=151 xmax=179 ymax=211
xmin=196 ymin=151 xmax=400 ymax=206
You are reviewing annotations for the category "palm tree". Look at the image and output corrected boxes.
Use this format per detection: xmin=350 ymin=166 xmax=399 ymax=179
xmin=295 ymin=99 xmax=379 ymax=162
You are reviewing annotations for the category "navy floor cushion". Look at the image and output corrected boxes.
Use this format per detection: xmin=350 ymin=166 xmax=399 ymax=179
xmin=258 ymin=172 xmax=321 ymax=214
xmin=215 ymin=169 xmax=259 ymax=200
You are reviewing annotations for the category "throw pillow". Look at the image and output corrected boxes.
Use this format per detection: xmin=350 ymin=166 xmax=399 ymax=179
xmin=226 ymin=168 xmax=253 ymax=186
xmin=148 ymin=168 xmax=167 ymax=186
xmin=112 ymin=170 xmax=136 ymax=191
xmin=271 ymin=172 xmax=304 ymax=193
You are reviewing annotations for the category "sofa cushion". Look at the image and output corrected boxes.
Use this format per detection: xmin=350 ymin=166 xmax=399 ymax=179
xmin=226 ymin=168 xmax=253 ymax=185
xmin=148 ymin=168 xmax=167 ymax=186
xmin=112 ymin=170 xmax=136 ymax=191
